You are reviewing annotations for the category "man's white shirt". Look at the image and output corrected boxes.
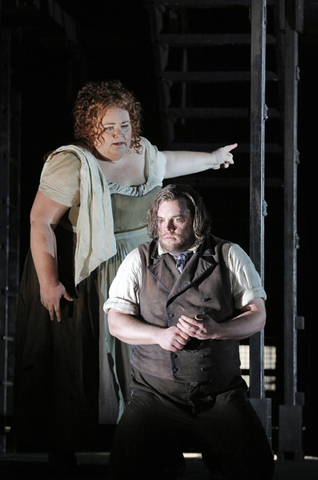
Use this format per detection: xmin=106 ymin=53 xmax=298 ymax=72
xmin=104 ymin=242 xmax=266 ymax=316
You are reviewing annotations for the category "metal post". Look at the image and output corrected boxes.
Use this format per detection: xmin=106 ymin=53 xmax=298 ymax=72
xmin=278 ymin=0 xmax=304 ymax=460
xmin=249 ymin=0 xmax=272 ymax=442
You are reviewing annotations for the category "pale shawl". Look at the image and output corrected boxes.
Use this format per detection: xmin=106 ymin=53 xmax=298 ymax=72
xmin=41 ymin=144 xmax=117 ymax=285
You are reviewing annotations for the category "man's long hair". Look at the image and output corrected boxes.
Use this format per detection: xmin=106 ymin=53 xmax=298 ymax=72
xmin=147 ymin=184 xmax=211 ymax=243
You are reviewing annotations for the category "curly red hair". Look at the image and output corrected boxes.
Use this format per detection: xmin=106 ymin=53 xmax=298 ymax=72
xmin=73 ymin=80 xmax=143 ymax=154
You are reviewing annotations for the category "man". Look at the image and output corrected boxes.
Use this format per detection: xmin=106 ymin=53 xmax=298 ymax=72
xmin=104 ymin=184 xmax=275 ymax=480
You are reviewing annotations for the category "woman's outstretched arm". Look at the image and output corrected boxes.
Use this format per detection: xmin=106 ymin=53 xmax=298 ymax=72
xmin=163 ymin=143 xmax=237 ymax=179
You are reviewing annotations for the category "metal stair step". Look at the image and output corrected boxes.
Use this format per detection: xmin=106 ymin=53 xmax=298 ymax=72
xmin=167 ymin=177 xmax=283 ymax=188
xmin=166 ymin=143 xmax=282 ymax=153
xmin=166 ymin=107 xmax=280 ymax=119
xmin=149 ymin=0 xmax=275 ymax=7
xmin=158 ymin=33 xmax=276 ymax=46
xmin=160 ymin=71 xmax=278 ymax=82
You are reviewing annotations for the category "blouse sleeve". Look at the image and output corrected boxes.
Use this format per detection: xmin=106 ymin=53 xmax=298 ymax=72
xmin=142 ymin=136 xmax=166 ymax=184
xmin=39 ymin=151 xmax=81 ymax=207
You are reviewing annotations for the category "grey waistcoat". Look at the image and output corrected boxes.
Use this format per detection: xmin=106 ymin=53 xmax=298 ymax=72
xmin=131 ymin=236 xmax=242 ymax=392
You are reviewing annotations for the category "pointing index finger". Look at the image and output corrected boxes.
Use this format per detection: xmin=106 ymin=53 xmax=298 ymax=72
xmin=225 ymin=143 xmax=238 ymax=153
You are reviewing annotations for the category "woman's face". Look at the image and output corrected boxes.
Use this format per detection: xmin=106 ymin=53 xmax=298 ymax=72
xmin=95 ymin=107 xmax=132 ymax=161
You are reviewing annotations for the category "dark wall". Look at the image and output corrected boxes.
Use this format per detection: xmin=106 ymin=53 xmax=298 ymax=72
xmin=18 ymin=1 xmax=161 ymax=263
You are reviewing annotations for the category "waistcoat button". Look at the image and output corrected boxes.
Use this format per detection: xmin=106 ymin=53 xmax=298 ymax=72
xmin=168 ymin=313 xmax=174 ymax=318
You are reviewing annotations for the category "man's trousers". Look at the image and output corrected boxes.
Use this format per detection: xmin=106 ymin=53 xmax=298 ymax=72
xmin=109 ymin=377 xmax=275 ymax=480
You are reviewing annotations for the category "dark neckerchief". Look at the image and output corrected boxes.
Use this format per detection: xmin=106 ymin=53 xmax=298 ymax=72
xmin=169 ymin=251 xmax=193 ymax=273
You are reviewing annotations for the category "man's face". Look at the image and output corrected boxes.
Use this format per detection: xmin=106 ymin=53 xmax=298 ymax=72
xmin=157 ymin=199 xmax=196 ymax=253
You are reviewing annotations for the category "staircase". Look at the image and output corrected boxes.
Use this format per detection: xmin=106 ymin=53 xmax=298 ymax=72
xmin=147 ymin=1 xmax=279 ymax=157
xmin=146 ymin=0 xmax=304 ymax=458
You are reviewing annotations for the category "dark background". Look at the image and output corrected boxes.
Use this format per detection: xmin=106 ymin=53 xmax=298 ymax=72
xmin=7 ymin=0 xmax=318 ymax=455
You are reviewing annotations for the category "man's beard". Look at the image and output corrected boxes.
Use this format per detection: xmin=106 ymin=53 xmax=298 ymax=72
xmin=159 ymin=234 xmax=195 ymax=253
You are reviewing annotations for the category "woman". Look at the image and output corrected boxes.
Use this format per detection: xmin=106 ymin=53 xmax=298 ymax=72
xmin=13 ymin=80 xmax=236 ymax=464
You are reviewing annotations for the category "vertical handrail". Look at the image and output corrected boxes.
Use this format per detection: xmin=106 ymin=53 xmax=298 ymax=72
xmin=278 ymin=0 xmax=303 ymax=458
xmin=249 ymin=0 xmax=267 ymax=400
xmin=283 ymin=0 xmax=299 ymax=409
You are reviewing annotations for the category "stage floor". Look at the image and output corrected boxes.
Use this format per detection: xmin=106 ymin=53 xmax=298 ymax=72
xmin=1 ymin=453 xmax=318 ymax=479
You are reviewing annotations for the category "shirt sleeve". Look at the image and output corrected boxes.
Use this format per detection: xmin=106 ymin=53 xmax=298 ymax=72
xmin=39 ymin=151 xmax=81 ymax=207
xmin=103 ymin=248 xmax=142 ymax=316
xmin=228 ymin=243 xmax=267 ymax=309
